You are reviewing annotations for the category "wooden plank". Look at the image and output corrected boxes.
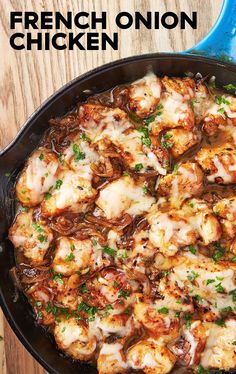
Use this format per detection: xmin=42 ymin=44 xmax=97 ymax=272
xmin=0 ymin=0 xmax=222 ymax=372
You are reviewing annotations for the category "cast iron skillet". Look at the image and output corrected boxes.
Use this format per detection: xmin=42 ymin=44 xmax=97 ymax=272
xmin=1 ymin=1 xmax=236 ymax=373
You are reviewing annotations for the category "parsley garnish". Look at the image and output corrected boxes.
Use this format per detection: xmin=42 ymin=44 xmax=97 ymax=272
xmin=215 ymin=96 xmax=230 ymax=105
xmin=161 ymin=141 xmax=173 ymax=150
xmin=217 ymin=107 xmax=226 ymax=117
xmin=113 ymin=280 xmax=119 ymax=289
xmin=157 ymin=307 xmax=169 ymax=314
xmin=215 ymin=318 xmax=226 ymax=327
xmin=221 ymin=306 xmax=232 ymax=313
xmin=80 ymin=133 xmax=91 ymax=142
xmin=53 ymin=273 xmax=64 ymax=285
xmin=206 ymin=279 xmax=215 ymax=286
xmin=196 ymin=365 xmax=210 ymax=374
xmin=55 ymin=179 xmax=63 ymax=189
xmin=44 ymin=192 xmax=52 ymax=200
xmin=215 ymin=283 xmax=225 ymax=293
xmin=142 ymin=187 xmax=148 ymax=194
xmin=39 ymin=153 xmax=44 ymax=161
xmin=65 ymin=252 xmax=75 ymax=262
xmin=184 ymin=313 xmax=192 ymax=329
xmin=212 ymin=243 xmax=225 ymax=263
xmin=118 ymin=289 xmax=130 ymax=299
xmin=72 ymin=143 xmax=85 ymax=161
xmin=188 ymin=245 xmax=196 ymax=255
xmin=80 ymin=284 xmax=90 ymax=294
xmin=38 ymin=234 xmax=47 ymax=243
xmin=32 ymin=223 xmax=44 ymax=233
xmin=172 ymin=164 xmax=179 ymax=175
xmin=134 ymin=163 xmax=143 ymax=172
xmin=101 ymin=246 xmax=116 ymax=256
xmin=223 ymin=83 xmax=236 ymax=91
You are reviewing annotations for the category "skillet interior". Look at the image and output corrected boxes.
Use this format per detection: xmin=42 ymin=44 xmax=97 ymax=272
xmin=0 ymin=53 xmax=236 ymax=374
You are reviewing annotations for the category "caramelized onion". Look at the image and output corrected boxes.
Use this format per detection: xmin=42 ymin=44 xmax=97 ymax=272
xmin=124 ymin=267 xmax=151 ymax=296
xmin=86 ymin=213 xmax=132 ymax=232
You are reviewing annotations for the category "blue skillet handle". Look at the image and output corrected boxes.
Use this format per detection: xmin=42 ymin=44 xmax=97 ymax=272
xmin=185 ymin=0 xmax=236 ymax=64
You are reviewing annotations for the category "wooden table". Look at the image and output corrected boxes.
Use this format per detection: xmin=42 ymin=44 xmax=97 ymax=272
xmin=0 ymin=0 xmax=222 ymax=372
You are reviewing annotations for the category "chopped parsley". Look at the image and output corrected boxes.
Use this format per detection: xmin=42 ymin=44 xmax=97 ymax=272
xmin=35 ymin=301 xmax=42 ymax=307
xmin=232 ymin=256 xmax=236 ymax=262
xmin=117 ymin=250 xmax=128 ymax=259
xmin=176 ymin=300 xmax=181 ymax=304
xmin=196 ymin=365 xmax=210 ymax=374
xmin=72 ymin=143 xmax=86 ymax=161
xmin=77 ymin=301 xmax=97 ymax=321
xmin=101 ymin=246 xmax=116 ymax=257
xmin=70 ymin=243 xmax=75 ymax=251
xmin=194 ymin=294 xmax=203 ymax=302
xmin=142 ymin=187 xmax=148 ymax=194
xmin=163 ymin=133 xmax=172 ymax=141
xmin=144 ymin=115 xmax=156 ymax=125
xmin=161 ymin=141 xmax=173 ymax=150
xmin=123 ymin=171 xmax=129 ymax=176
xmin=118 ymin=289 xmax=130 ymax=299
xmin=221 ymin=306 xmax=232 ymax=313
xmin=206 ymin=278 xmax=215 ymax=286
xmin=65 ymin=252 xmax=75 ymax=262
xmin=187 ymin=270 xmax=199 ymax=282
xmin=58 ymin=153 xmax=65 ymax=165
xmin=113 ymin=280 xmax=119 ymax=289
xmin=157 ymin=307 xmax=169 ymax=314
xmin=39 ymin=153 xmax=44 ymax=161
xmin=184 ymin=313 xmax=192 ymax=329
xmin=53 ymin=273 xmax=64 ymax=285
xmin=172 ymin=164 xmax=179 ymax=175
xmin=217 ymin=107 xmax=226 ymax=117
xmin=38 ymin=234 xmax=47 ymax=243
xmin=229 ymin=289 xmax=236 ymax=302
xmin=215 ymin=283 xmax=225 ymax=293
xmin=32 ymin=223 xmax=44 ymax=233
xmin=80 ymin=132 xmax=91 ymax=142
xmin=215 ymin=318 xmax=226 ymax=327
xmin=223 ymin=83 xmax=236 ymax=91
xmin=156 ymin=103 xmax=164 ymax=115
xmin=134 ymin=163 xmax=143 ymax=172
xmin=80 ymin=284 xmax=90 ymax=294
xmin=215 ymin=95 xmax=230 ymax=105
xmin=44 ymin=192 xmax=52 ymax=200
xmin=55 ymin=179 xmax=63 ymax=189
xmin=232 ymin=341 xmax=236 ymax=345
xmin=91 ymin=239 xmax=97 ymax=246
xmin=212 ymin=243 xmax=225 ymax=263
xmin=188 ymin=245 xmax=196 ymax=255
xmin=138 ymin=126 xmax=151 ymax=147
xmin=46 ymin=302 xmax=70 ymax=318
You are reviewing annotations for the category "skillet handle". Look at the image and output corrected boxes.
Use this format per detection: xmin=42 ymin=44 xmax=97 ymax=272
xmin=185 ymin=0 xmax=236 ymax=64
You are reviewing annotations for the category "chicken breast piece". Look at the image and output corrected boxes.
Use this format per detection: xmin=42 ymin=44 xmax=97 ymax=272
xmin=214 ymin=197 xmax=236 ymax=238
xmin=8 ymin=209 xmax=53 ymax=264
xmin=151 ymin=77 xmax=195 ymax=135
xmin=96 ymin=176 xmax=155 ymax=219
xmin=97 ymin=341 xmax=128 ymax=374
xmin=54 ymin=318 xmax=97 ymax=361
xmin=127 ymin=338 xmax=176 ymax=374
xmin=158 ymin=162 xmax=203 ymax=208
xmin=200 ymin=319 xmax=236 ymax=371
xmin=16 ymin=148 xmax=60 ymax=207
xmin=148 ymin=210 xmax=197 ymax=256
xmin=196 ymin=143 xmax=236 ymax=184
xmin=169 ymin=254 xmax=236 ymax=318
xmin=79 ymin=104 xmax=133 ymax=142
xmin=171 ymin=320 xmax=208 ymax=366
xmin=134 ymin=301 xmax=181 ymax=342
xmin=128 ymin=73 xmax=162 ymax=118
xmin=162 ymin=128 xmax=200 ymax=158
xmin=52 ymin=237 xmax=104 ymax=276
xmin=63 ymin=136 xmax=99 ymax=180
xmin=93 ymin=313 xmax=134 ymax=338
xmin=41 ymin=170 xmax=97 ymax=217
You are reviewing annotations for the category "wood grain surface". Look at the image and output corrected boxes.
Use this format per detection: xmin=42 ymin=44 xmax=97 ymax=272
xmin=0 ymin=0 xmax=222 ymax=373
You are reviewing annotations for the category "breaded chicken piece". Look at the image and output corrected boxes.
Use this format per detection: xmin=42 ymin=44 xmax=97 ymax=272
xmin=128 ymin=73 xmax=162 ymax=118
xmin=93 ymin=313 xmax=134 ymax=338
xmin=182 ymin=198 xmax=221 ymax=245
xmin=54 ymin=318 xmax=97 ymax=361
xmin=8 ymin=209 xmax=53 ymax=264
xmin=162 ymin=128 xmax=200 ymax=158
xmin=134 ymin=301 xmax=181 ymax=342
xmin=200 ymin=319 xmax=236 ymax=371
xmin=63 ymin=135 xmax=99 ymax=181
xmin=196 ymin=143 xmax=236 ymax=184
xmin=169 ymin=254 xmax=236 ymax=318
xmin=127 ymin=338 xmax=176 ymax=374
xmin=79 ymin=104 xmax=133 ymax=142
xmin=171 ymin=320 xmax=208 ymax=366
xmin=214 ymin=197 xmax=236 ymax=238
xmin=96 ymin=176 xmax=155 ymax=220
xmin=52 ymin=237 xmax=104 ymax=276
xmin=41 ymin=170 xmax=97 ymax=217
xmin=148 ymin=210 xmax=197 ymax=256
xmin=16 ymin=148 xmax=60 ymax=207
xmin=97 ymin=341 xmax=128 ymax=374
xmin=158 ymin=162 xmax=203 ymax=208
xmin=151 ymin=77 xmax=195 ymax=135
